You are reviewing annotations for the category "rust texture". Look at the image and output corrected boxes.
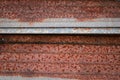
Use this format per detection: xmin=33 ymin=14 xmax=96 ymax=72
xmin=0 ymin=35 xmax=120 ymax=45
xmin=0 ymin=44 xmax=120 ymax=54
xmin=0 ymin=35 xmax=120 ymax=80
xmin=0 ymin=0 xmax=120 ymax=22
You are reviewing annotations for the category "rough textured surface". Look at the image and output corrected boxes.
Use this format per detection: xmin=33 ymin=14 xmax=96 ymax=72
xmin=0 ymin=44 xmax=120 ymax=54
xmin=0 ymin=35 xmax=120 ymax=80
xmin=1 ymin=35 xmax=120 ymax=45
xmin=0 ymin=0 xmax=120 ymax=22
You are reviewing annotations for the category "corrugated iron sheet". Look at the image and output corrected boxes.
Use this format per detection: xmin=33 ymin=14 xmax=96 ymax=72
xmin=0 ymin=0 xmax=120 ymax=34
xmin=0 ymin=35 xmax=120 ymax=80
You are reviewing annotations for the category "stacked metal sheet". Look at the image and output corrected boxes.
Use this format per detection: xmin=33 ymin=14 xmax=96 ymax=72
xmin=0 ymin=35 xmax=120 ymax=80
xmin=0 ymin=0 xmax=120 ymax=34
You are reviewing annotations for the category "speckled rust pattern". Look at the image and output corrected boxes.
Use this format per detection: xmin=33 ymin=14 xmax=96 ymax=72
xmin=0 ymin=63 xmax=119 ymax=74
xmin=0 ymin=35 xmax=120 ymax=80
xmin=0 ymin=53 xmax=119 ymax=64
xmin=0 ymin=0 xmax=120 ymax=22
xmin=0 ymin=44 xmax=120 ymax=54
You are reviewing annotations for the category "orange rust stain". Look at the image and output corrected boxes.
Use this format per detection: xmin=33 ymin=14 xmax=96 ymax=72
xmin=0 ymin=0 xmax=120 ymax=22
xmin=29 ymin=22 xmax=34 ymax=26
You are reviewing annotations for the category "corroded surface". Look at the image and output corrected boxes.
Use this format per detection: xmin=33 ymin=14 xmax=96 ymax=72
xmin=0 ymin=0 xmax=120 ymax=34
xmin=0 ymin=0 xmax=120 ymax=22
xmin=0 ymin=35 xmax=120 ymax=80
xmin=0 ymin=44 xmax=120 ymax=53
xmin=0 ymin=53 xmax=119 ymax=64
xmin=0 ymin=35 xmax=120 ymax=45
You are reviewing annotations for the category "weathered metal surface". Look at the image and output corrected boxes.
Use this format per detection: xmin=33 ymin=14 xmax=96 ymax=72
xmin=1 ymin=44 xmax=120 ymax=53
xmin=0 ymin=63 xmax=119 ymax=74
xmin=1 ymin=35 xmax=120 ymax=45
xmin=0 ymin=35 xmax=120 ymax=80
xmin=0 ymin=53 xmax=119 ymax=64
xmin=0 ymin=76 xmax=72 ymax=80
xmin=0 ymin=0 xmax=120 ymax=22
xmin=0 ymin=18 xmax=120 ymax=27
xmin=0 ymin=28 xmax=120 ymax=34
xmin=0 ymin=0 xmax=120 ymax=33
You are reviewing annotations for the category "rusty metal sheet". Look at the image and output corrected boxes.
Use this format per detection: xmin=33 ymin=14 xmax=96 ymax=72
xmin=0 ymin=35 xmax=120 ymax=80
xmin=0 ymin=52 xmax=119 ymax=64
xmin=0 ymin=0 xmax=120 ymax=33
xmin=1 ymin=35 xmax=120 ymax=45
xmin=0 ymin=44 xmax=120 ymax=54
xmin=0 ymin=0 xmax=120 ymax=22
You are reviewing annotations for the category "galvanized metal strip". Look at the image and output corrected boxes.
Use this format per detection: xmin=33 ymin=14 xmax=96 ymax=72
xmin=0 ymin=28 xmax=120 ymax=34
xmin=0 ymin=76 xmax=72 ymax=80
xmin=0 ymin=18 xmax=120 ymax=27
